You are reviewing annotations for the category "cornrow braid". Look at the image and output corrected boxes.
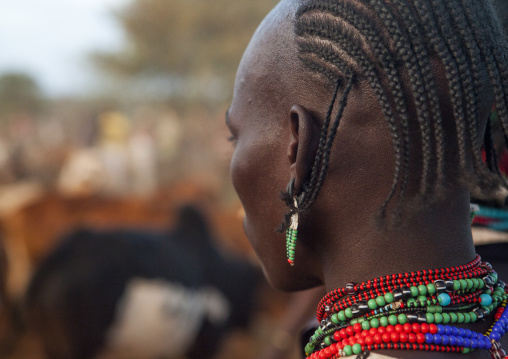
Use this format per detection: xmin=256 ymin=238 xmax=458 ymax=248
xmin=279 ymin=0 xmax=508 ymax=230
xmin=295 ymin=5 xmax=404 ymax=220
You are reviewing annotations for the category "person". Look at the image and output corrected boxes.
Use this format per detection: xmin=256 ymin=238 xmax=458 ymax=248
xmin=226 ymin=0 xmax=508 ymax=358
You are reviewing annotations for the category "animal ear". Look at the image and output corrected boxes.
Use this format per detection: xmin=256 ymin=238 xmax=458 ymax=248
xmin=287 ymin=105 xmax=320 ymax=194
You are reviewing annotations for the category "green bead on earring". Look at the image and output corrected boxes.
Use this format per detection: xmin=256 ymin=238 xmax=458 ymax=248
xmin=286 ymin=198 xmax=298 ymax=266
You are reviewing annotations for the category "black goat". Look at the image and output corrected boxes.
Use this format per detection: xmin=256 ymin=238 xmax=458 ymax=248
xmin=25 ymin=205 xmax=261 ymax=359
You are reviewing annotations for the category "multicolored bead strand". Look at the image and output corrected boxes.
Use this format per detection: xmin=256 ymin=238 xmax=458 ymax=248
xmin=286 ymin=198 xmax=298 ymax=266
xmin=305 ymin=257 xmax=508 ymax=358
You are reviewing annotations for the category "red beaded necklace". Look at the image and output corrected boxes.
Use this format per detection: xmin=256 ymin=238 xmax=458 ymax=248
xmin=307 ymin=255 xmax=508 ymax=359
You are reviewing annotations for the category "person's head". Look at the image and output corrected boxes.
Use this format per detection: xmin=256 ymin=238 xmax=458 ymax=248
xmin=227 ymin=0 xmax=508 ymax=291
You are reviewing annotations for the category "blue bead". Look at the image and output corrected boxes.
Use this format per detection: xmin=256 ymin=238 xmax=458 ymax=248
xmin=484 ymin=339 xmax=492 ymax=350
xmin=471 ymin=339 xmax=478 ymax=349
xmin=490 ymin=332 xmax=501 ymax=341
xmin=458 ymin=328 xmax=466 ymax=337
xmin=479 ymin=293 xmax=492 ymax=306
xmin=437 ymin=324 xmax=445 ymax=334
xmin=477 ymin=339 xmax=485 ymax=349
xmin=441 ymin=335 xmax=449 ymax=345
xmin=445 ymin=326 xmax=453 ymax=335
xmin=457 ymin=336 xmax=464 ymax=346
xmin=425 ymin=333 xmax=434 ymax=343
xmin=452 ymin=326 xmax=459 ymax=336
xmin=464 ymin=329 xmax=472 ymax=338
xmin=463 ymin=338 xmax=471 ymax=348
xmin=434 ymin=334 xmax=442 ymax=344
xmin=449 ymin=335 xmax=457 ymax=346
xmin=438 ymin=293 xmax=451 ymax=306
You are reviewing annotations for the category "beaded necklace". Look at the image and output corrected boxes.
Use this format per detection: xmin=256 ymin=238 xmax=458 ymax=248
xmin=305 ymin=256 xmax=508 ymax=358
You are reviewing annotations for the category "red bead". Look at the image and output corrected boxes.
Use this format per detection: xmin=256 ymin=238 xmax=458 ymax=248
xmin=382 ymin=333 xmax=391 ymax=343
xmin=429 ymin=324 xmax=438 ymax=334
xmin=374 ymin=334 xmax=383 ymax=344
xmin=353 ymin=323 xmax=362 ymax=333
xmin=395 ymin=324 xmax=404 ymax=333
xmin=369 ymin=328 xmax=378 ymax=336
xmin=349 ymin=337 xmax=357 ymax=345
xmin=365 ymin=336 xmax=374 ymax=345
xmin=361 ymin=330 xmax=369 ymax=338
xmin=355 ymin=332 xmax=362 ymax=340
xmin=391 ymin=333 xmax=400 ymax=342
xmin=319 ymin=350 xmax=327 ymax=359
xmin=288 ymin=259 xmax=293 ymax=264
xmin=386 ymin=325 xmax=395 ymax=334
xmin=330 ymin=343 xmax=338 ymax=354
xmin=412 ymin=323 xmax=421 ymax=333
xmin=339 ymin=328 xmax=348 ymax=339
xmin=346 ymin=326 xmax=355 ymax=336
xmin=357 ymin=337 xmax=365 ymax=345
xmin=378 ymin=326 xmax=386 ymax=335
xmin=324 ymin=348 xmax=331 ymax=358
xmin=333 ymin=331 xmax=341 ymax=341
xmin=399 ymin=332 xmax=408 ymax=343
xmin=420 ymin=323 xmax=429 ymax=334
xmin=403 ymin=323 xmax=413 ymax=333
xmin=416 ymin=333 xmax=426 ymax=344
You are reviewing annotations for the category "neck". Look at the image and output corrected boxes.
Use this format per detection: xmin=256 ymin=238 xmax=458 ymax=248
xmin=316 ymin=189 xmax=476 ymax=293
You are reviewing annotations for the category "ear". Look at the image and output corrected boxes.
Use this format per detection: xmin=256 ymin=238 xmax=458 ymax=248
xmin=288 ymin=105 xmax=320 ymax=194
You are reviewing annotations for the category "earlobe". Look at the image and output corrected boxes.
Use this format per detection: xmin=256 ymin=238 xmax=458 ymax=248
xmin=288 ymin=104 xmax=320 ymax=194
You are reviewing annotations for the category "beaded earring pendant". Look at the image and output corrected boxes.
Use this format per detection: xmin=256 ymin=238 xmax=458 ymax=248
xmin=286 ymin=198 xmax=298 ymax=266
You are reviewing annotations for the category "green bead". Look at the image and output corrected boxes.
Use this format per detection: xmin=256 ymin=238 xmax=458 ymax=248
xmin=425 ymin=313 xmax=435 ymax=323
xmin=370 ymin=318 xmax=380 ymax=328
xmin=449 ymin=312 xmax=458 ymax=323
xmin=350 ymin=318 xmax=358 ymax=325
xmin=352 ymin=343 xmax=363 ymax=355
xmin=384 ymin=292 xmax=394 ymax=304
xmin=376 ymin=295 xmax=386 ymax=307
xmin=324 ymin=336 xmax=332 ymax=346
xmin=471 ymin=278 xmax=479 ymax=289
xmin=481 ymin=307 xmax=490 ymax=315
xmin=361 ymin=321 xmax=371 ymax=330
xmin=331 ymin=313 xmax=340 ymax=324
xmin=462 ymin=348 xmax=471 ymax=354
xmin=368 ymin=299 xmax=378 ymax=310
xmin=463 ymin=313 xmax=471 ymax=323
xmin=478 ymin=279 xmax=485 ymax=289
xmin=442 ymin=313 xmax=450 ymax=324
xmin=469 ymin=312 xmax=477 ymax=323
xmin=459 ymin=279 xmax=467 ymax=290
xmin=305 ymin=343 xmax=314 ymax=354
xmin=318 ymin=326 xmax=323 ymax=334
xmin=457 ymin=313 xmax=465 ymax=323
xmin=398 ymin=314 xmax=407 ymax=325
xmin=427 ymin=283 xmax=436 ymax=295
xmin=417 ymin=295 xmax=427 ymax=305
xmin=358 ymin=317 xmax=365 ymax=323
xmin=434 ymin=313 xmax=443 ymax=324
xmin=453 ymin=280 xmax=461 ymax=291
xmin=466 ymin=279 xmax=473 ymax=290
xmin=407 ymin=298 xmax=416 ymax=307
xmin=380 ymin=316 xmax=389 ymax=327
xmin=418 ymin=284 xmax=428 ymax=296
xmin=388 ymin=315 xmax=398 ymax=325
xmin=338 ymin=311 xmax=347 ymax=322
xmin=345 ymin=308 xmax=353 ymax=318
xmin=410 ymin=286 xmax=419 ymax=297
xmin=344 ymin=345 xmax=353 ymax=356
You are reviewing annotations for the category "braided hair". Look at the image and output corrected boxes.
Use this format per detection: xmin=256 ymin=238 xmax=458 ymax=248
xmin=279 ymin=0 xmax=508 ymax=231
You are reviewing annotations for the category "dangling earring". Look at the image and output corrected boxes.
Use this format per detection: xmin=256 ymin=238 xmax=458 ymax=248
xmin=286 ymin=198 xmax=298 ymax=266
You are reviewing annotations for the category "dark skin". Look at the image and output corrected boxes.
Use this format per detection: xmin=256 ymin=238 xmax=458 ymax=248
xmin=228 ymin=0 xmax=507 ymax=357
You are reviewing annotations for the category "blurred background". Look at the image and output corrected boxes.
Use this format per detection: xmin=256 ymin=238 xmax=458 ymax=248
xmin=0 ymin=1 xmax=324 ymax=358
